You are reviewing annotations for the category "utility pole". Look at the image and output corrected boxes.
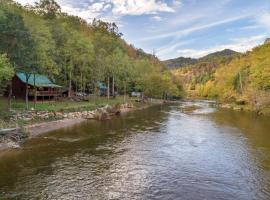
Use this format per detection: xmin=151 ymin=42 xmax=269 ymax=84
xmin=151 ymin=49 xmax=156 ymax=66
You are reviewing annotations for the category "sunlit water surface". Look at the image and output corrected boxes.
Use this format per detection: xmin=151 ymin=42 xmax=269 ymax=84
xmin=1 ymin=101 xmax=270 ymax=200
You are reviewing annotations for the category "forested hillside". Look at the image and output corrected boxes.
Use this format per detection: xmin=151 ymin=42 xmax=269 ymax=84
xmin=173 ymin=42 xmax=270 ymax=114
xmin=171 ymin=49 xmax=241 ymax=95
xmin=0 ymin=0 xmax=182 ymax=103
xmin=199 ymin=49 xmax=240 ymax=62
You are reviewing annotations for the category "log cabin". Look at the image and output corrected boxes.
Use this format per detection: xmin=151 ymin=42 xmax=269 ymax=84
xmin=11 ymin=72 xmax=62 ymax=101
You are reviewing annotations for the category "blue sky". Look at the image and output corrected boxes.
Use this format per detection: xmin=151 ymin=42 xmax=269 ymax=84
xmin=16 ymin=0 xmax=270 ymax=60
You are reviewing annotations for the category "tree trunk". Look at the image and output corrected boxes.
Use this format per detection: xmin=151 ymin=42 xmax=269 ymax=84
xmin=107 ymin=76 xmax=110 ymax=99
xmin=68 ymin=70 xmax=72 ymax=98
xmin=93 ymin=86 xmax=96 ymax=105
xmin=82 ymin=77 xmax=85 ymax=93
xmin=80 ymin=72 xmax=83 ymax=92
xmin=34 ymin=73 xmax=37 ymax=109
xmin=25 ymin=81 xmax=29 ymax=110
xmin=112 ymin=76 xmax=115 ymax=97
xmin=8 ymin=80 xmax=12 ymax=111
xmin=124 ymin=81 xmax=127 ymax=103
xmin=75 ymin=80 xmax=77 ymax=94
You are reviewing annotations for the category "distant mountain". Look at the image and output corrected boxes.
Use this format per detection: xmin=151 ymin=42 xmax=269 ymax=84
xmin=163 ymin=57 xmax=197 ymax=69
xmin=163 ymin=49 xmax=240 ymax=69
xmin=199 ymin=49 xmax=240 ymax=62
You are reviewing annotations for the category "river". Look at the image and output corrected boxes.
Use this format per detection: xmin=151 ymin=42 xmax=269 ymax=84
xmin=0 ymin=101 xmax=270 ymax=200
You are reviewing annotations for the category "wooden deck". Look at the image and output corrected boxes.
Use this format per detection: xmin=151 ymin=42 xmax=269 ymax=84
xmin=28 ymin=90 xmax=62 ymax=97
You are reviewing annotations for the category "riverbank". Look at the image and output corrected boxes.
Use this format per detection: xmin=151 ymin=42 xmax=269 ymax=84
xmin=185 ymin=96 xmax=270 ymax=116
xmin=25 ymin=118 xmax=87 ymax=138
xmin=0 ymin=96 xmax=133 ymax=129
xmin=217 ymin=102 xmax=270 ymax=116
xmin=0 ymin=98 xmax=164 ymax=153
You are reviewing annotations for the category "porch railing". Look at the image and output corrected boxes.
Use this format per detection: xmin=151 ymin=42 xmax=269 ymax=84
xmin=28 ymin=90 xmax=62 ymax=96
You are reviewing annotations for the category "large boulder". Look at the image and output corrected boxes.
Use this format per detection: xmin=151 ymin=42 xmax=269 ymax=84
xmin=100 ymin=112 xmax=110 ymax=121
xmin=109 ymin=103 xmax=121 ymax=115
xmin=93 ymin=109 xmax=110 ymax=121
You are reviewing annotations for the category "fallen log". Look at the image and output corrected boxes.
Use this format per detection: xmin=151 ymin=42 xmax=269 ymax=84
xmin=0 ymin=128 xmax=17 ymax=135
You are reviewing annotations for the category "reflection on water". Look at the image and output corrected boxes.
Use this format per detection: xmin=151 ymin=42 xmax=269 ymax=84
xmin=0 ymin=101 xmax=270 ymax=199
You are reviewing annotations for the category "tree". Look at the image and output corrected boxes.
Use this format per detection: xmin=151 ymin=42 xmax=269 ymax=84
xmin=0 ymin=4 xmax=33 ymax=67
xmin=0 ymin=54 xmax=14 ymax=96
xmin=112 ymin=49 xmax=133 ymax=101
xmin=34 ymin=0 xmax=61 ymax=19
xmin=49 ymin=22 xmax=70 ymax=91
xmin=0 ymin=4 xmax=37 ymax=109
xmin=131 ymin=59 xmax=153 ymax=98
xmin=71 ymin=31 xmax=94 ymax=93
xmin=92 ymin=20 xmax=124 ymax=99
xmin=23 ymin=11 xmax=58 ymax=107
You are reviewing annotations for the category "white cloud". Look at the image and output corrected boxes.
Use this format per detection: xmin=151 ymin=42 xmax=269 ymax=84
xmin=239 ymin=25 xmax=260 ymax=30
xmin=151 ymin=16 xmax=163 ymax=21
xmin=257 ymin=12 xmax=270 ymax=31
xmin=60 ymin=5 xmax=101 ymax=21
xmin=138 ymin=14 xmax=250 ymax=42
xmin=90 ymin=2 xmax=105 ymax=12
xmin=167 ymin=0 xmax=231 ymax=28
xmin=172 ymin=0 xmax=182 ymax=7
xmin=111 ymin=0 xmax=174 ymax=16
xmin=103 ymin=4 xmax=112 ymax=11
xmin=157 ymin=39 xmax=194 ymax=59
xmin=59 ymin=1 xmax=115 ymax=22
xmin=15 ymin=0 xmax=37 ymax=5
xmin=175 ymin=34 xmax=267 ymax=58
xmin=15 ymin=0 xmax=175 ymax=24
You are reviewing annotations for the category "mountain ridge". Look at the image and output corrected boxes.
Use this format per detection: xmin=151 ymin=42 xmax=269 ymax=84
xmin=163 ymin=49 xmax=241 ymax=69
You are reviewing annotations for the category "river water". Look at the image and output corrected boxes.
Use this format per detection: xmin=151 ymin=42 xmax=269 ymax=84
xmin=0 ymin=101 xmax=270 ymax=200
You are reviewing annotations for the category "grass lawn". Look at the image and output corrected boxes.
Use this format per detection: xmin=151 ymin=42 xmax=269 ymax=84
xmin=0 ymin=98 xmax=7 ymax=112
xmin=0 ymin=96 xmax=136 ymax=113
xmin=0 ymin=96 xmax=137 ymax=128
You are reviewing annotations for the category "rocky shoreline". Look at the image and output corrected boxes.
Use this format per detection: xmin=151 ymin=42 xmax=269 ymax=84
xmin=185 ymin=97 xmax=270 ymax=116
xmin=12 ymin=103 xmax=133 ymax=121
xmin=0 ymin=103 xmax=135 ymax=153
xmin=217 ymin=102 xmax=270 ymax=115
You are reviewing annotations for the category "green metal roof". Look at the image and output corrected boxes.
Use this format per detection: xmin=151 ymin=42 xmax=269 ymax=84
xmin=16 ymin=72 xmax=62 ymax=88
xmin=98 ymin=82 xmax=107 ymax=90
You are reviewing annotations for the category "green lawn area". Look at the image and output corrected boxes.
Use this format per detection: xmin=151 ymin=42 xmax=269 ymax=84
xmin=0 ymin=96 xmax=135 ymax=113
xmin=0 ymin=97 xmax=7 ymax=112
